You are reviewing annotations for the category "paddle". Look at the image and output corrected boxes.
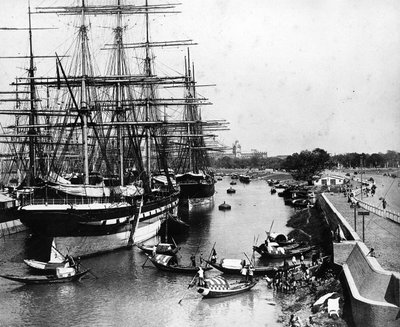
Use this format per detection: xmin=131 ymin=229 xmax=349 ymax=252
xmin=266 ymin=220 xmax=275 ymax=239
xmin=178 ymin=273 xmax=198 ymax=304
xmin=171 ymin=237 xmax=182 ymax=260
xmin=78 ymin=261 xmax=98 ymax=279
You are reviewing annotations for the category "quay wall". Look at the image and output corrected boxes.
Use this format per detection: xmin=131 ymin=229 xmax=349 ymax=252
xmin=317 ymin=194 xmax=400 ymax=327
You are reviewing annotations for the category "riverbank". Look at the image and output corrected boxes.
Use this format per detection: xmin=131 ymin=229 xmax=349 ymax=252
xmin=276 ymin=207 xmax=350 ymax=326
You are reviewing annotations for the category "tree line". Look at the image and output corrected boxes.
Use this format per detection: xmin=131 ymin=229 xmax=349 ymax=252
xmin=210 ymin=149 xmax=400 ymax=182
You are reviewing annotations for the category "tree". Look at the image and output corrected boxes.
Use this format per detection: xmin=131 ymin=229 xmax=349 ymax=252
xmin=282 ymin=148 xmax=332 ymax=182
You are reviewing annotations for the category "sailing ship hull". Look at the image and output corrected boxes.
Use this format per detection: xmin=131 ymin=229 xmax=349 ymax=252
xmin=17 ymin=192 xmax=179 ymax=257
xmin=133 ymin=195 xmax=179 ymax=244
xmin=178 ymin=182 xmax=215 ymax=210
xmin=53 ymin=227 xmax=132 ymax=258
xmin=178 ymin=181 xmax=215 ymax=199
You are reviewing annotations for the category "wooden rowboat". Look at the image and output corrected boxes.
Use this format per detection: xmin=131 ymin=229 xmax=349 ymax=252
xmin=147 ymin=254 xmax=212 ymax=274
xmin=136 ymin=243 xmax=179 ymax=256
xmin=197 ymin=276 xmax=257 ymax=298
xmin=0 ymin=269 xmax=90 ymax=285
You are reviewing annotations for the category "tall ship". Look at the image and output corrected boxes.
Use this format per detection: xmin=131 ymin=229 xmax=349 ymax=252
xmin=170 ymin=51 xmax=225 ymax=209
xmin=0 ymin=1 xmax=234 ymax=257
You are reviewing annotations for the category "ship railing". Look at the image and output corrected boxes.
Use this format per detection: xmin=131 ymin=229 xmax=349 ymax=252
xmin=21 ymin=196 xmax=120 ymax=206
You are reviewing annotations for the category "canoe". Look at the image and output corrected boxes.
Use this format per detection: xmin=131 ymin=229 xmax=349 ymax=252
xmin=148 ymin=254 xmax=212 ymax=274
xmin=0 ymin=269 xmax=90 ymax=285
xmin=197 ymin=276 xmax=257 ymax=298
xmin=204 ymin=259 xmax=299 ymax=277
xmin=136 ymin=243 xmax=179 ymax=256
xmin=23 ymin=259 xmax=69 ymax=272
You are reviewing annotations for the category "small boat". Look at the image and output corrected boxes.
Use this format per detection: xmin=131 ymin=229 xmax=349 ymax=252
xmin=137 ymin=243 xmax=179 ymax=256
xmin=197 ymin=275 xmax=257 ymax=298
xmin=218 ymin=202 xmax=231 ymax=210
xmin=204 ymin=258 xmax=299 ymax=277
xmin=23 ymin=242 xmax=74 ymax=272
xmin=147 ymin=254 xmax=212 ymax=274
xmin=268 ymin=232 xmax=297 ymax=247
xmin=253 ymin=243 xmax=314 ymax=259
xmin=227 ymin=187 xmax=236 ymax=194
xmin=291 ymin=198 xmax=313 ymax=208
xmin=0 ymin=268 xmax=90 ymax=285
xmin=239 ymin=175 xmax=250 ymax=183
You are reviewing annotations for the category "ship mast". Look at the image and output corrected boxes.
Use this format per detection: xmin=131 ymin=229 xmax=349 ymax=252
xmin=185 ymin=50 xmax=192 ymax=172
xmin=144 ymin=0 xmax=152 ymax=186
xmin=116 ymin=0 xmax=124 ymax=186
xmin=79 ymin=0 xmax=90 ymax=184
xmin=27 ymin=4 xmax=37 ymax=186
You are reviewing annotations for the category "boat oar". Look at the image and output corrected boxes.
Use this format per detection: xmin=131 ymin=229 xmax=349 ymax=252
xmin=205 ymin=242 xmax=216 ymax=268
xmin=79 ymin=262 xmax=98 ymax=279
xmin=267 ymin=220 xmax=275 ymax=237
xmin=171 ymin=236 xmax=177 ymax=248
xmin=178 ymin=274 xmax=198 ymax=304
xmin=142 ymin=254 xmax=151 ymax=268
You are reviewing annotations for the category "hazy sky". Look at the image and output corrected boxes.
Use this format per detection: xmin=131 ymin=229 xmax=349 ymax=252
xmin=1 ymin=0 xmax=400 ymax=156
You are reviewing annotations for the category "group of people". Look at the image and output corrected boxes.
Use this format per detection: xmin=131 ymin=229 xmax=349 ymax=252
xmin=265 ymin=254 xmax=325 ymax=294
xmin=240 ymin=263 xmax=255 ymax=283
xmin=190 ymin=248 xmax=218 ymax=267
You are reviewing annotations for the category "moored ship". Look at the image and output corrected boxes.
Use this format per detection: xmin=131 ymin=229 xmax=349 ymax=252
xmin=0 ymin=1 xmax=189 ymax=257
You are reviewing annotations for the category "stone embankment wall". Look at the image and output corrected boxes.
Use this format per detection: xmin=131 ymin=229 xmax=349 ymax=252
xmin=317 ymin=194 xmax=400 ymax=327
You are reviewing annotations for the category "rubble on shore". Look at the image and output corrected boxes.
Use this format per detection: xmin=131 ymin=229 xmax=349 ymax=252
xmin=274 ymin=207 xmax=351 ymax=326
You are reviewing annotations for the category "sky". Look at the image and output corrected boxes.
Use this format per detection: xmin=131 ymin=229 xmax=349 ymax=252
xmin=0 ymin=0 xmax=400 ymax=156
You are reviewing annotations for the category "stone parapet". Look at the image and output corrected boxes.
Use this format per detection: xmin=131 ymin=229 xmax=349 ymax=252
xmin=319 ymin=194 xmax=400 ymax=327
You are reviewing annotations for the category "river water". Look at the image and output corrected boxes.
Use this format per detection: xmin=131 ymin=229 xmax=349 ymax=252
xmin=0 ymin=177 xmax=296 ymax=327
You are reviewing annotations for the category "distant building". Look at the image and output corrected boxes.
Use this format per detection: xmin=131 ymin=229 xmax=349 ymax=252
xmin=240 ymin=151 xmax=268 ymax=159
xmin=232 ymin=140 xmax=241 ymax=158
xmin=314 ymin=174 xmax=346 ymax=186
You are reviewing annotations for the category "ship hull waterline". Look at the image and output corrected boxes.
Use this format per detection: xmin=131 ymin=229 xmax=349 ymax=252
xmin=18 ymin=194 xmax=179 ymax=257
